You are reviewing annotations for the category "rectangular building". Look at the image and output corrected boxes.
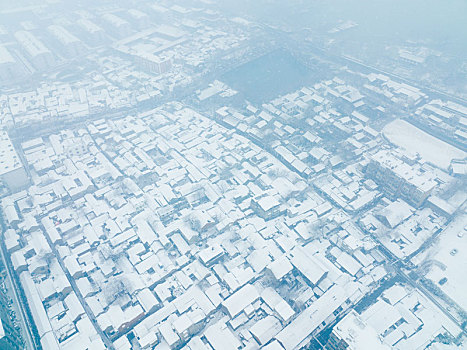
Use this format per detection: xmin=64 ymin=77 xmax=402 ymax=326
xmin=0 ymin=131 xmax=28 ymax=192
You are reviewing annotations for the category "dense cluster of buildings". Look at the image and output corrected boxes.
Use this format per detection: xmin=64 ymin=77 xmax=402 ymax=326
xmin=0 ymin=4 xmax=250 ymax=129
xmin=0 ymin=105 xmax=368 ymax=348
xmin=0 ymin=98 xmax=464 ymax=349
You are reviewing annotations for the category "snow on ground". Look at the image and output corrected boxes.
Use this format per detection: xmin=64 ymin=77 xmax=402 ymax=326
xmin=382 ymin=119 xmax=466 ymax=170
xmin=425 ymin=214 xmax=467 ymax=311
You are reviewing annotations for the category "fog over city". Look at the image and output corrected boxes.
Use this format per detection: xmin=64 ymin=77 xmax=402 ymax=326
xmin=0 ymin=1 xmax=465 ymax=349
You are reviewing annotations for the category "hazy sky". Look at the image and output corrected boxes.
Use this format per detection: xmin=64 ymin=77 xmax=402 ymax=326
xmin=219 ymin=0 xmax=467 ymax=56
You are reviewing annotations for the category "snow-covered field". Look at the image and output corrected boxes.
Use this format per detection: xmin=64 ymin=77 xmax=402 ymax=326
xmin=383 ymin=119 xmax=466 ymax=170
xmin=425 ymin=214 xmax=467 ymax=312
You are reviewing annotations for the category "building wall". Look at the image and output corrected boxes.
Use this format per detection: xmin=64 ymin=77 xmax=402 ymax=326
xmin=324 ymin=332 xmax=350 ymax=350
xmin=365 ymin=160 xmax=431 ymax=207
